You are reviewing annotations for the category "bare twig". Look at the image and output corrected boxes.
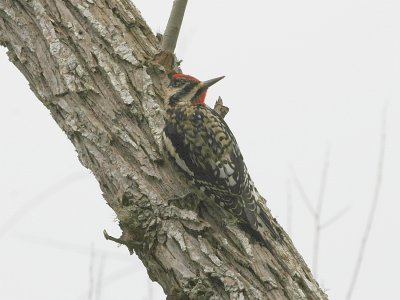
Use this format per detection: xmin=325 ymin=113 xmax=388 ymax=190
xmin=320 ymin=206 xmax=350 ymax=229
xmin=162 ymin=0 xmax=188 ymax=53
xmin=88 ymin=243 xmax=96 ymax=300
xmin=103 ymin=230 xmax=141 ymax=254
xmin=89 ymin=244 xmax=95 ymax=300
xmin=313 ymin=147 xmax=330 ymax=277
xmin=291 ymin=168 xmax=316 ymax=217
xmin=346 ymin=103 xmax=388 ymax=300
xmin=77 ymin=266 xmax=137 ymax=300
xmin=286 ymin=178 xmax=293 ymax=235
xmin=292 ymin=147 xmax=342 ymax=278
xmin=95 ymin=254 xmax=107 ymax=300
xmin=316 ymin=148 xmax=330 ymax=220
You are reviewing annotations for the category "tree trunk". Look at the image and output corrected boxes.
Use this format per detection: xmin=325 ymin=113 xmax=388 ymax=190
xmin=0 ymin=1 xmax=327 ymax=299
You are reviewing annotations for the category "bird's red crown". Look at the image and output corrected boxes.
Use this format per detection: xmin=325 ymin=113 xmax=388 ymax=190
xmin=172 ymin=73 xmax=206 ymax=105
xmin=172 ymin=73 xmax=200 ymax=82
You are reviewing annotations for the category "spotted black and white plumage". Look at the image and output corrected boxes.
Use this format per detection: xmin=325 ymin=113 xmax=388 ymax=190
xmin=163 ymin=74 xmax=276 ymax=239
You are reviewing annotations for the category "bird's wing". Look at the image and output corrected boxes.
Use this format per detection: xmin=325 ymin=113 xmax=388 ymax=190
xmin=164 ymin=105 xmax=261 ymax=229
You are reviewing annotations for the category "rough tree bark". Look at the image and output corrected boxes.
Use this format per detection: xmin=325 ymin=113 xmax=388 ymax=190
xmin=0 ymin=1 xmax=328 ymax=299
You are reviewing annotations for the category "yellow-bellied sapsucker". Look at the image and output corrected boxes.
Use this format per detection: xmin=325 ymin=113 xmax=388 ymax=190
xmin=163 ymin=73 xmax=277 ymax=243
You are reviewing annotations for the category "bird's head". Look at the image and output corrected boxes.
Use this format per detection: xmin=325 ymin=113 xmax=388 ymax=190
xmin=167 ymin=73 xmax=224 ymax=106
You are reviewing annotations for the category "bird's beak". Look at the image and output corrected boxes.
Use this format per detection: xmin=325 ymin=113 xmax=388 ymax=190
xmin=201 ymin=76 xmax=225 ymax=89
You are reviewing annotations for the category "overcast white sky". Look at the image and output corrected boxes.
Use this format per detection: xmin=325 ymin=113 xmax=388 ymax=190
xmin=1 ymin=0 xmax=399 ymax=299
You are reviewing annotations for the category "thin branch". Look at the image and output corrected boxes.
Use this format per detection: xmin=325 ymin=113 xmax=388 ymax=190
xmin=162 ymin=0 xmax=188 ymax=52
xmin=346 ymin=103 xmax=388 ymax=300
xmin=316 ymin=147 xmax=330 ymax=219
xmin=95 ymin=254 xmax=107 ymax=300
xmin=320 ymin=206 xmax=350 ymax=229
xmin=89 ymin=244 xmax=95 ymax=300
xmin=291 ymin=147 xmax=333 ymax=278
xmin=313 ymin=146 xmax=330 ymax=277
xmin=291 ymin=168 xmax=316 ymax=217
xmin=286 ymin=177 xmax=293 ymax=235
xmin=77 ymin=266 xmax=137 ymax=300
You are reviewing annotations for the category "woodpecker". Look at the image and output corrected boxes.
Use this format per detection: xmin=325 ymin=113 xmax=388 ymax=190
xmin=163 ymin=73 xmax=277 ymax=242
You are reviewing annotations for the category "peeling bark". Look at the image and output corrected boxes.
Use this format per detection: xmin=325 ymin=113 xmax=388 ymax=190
xmin=0 ymin=1 xmax=328 ymax=299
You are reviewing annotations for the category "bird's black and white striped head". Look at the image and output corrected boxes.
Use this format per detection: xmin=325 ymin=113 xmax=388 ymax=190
xmin=168 ymin=74 xmax=224 ymax=106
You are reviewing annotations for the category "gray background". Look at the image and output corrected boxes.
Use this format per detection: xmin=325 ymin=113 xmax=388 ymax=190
xmin=1 ymin=0 xmax=399 ymax=299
